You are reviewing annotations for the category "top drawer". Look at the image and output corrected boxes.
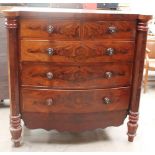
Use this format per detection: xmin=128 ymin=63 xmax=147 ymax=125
xmin=20 ymin=19 xmax=80 ymax=40
xmin=83 ymin=21 xmax=136 ymax=40
xmin=20 ymin=19 xmax=136 ymax=40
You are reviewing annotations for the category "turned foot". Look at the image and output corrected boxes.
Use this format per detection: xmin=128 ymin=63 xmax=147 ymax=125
xmin=10 ymin=114 xmax=22 ymax=147
xmin=127 ymin=111 xmax=139 ymax=142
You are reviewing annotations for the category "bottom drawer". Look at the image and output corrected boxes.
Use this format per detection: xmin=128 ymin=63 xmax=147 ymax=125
xmin=21 ymin=87 xmax=130 ymax=113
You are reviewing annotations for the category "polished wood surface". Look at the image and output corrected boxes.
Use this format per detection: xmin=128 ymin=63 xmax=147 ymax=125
xmin=21 ymin=62 xmax=132 ymax=89
xmin=22 ymin=110 xmax=128 ymax=132
xmin=83 ymin=21 xmax=136 ymax=40
xmin=20 ymin=19 xmax=80 ymax=40
xmin=3 ymin=8 xmax=152 ymax=146
xmin=21 ymin=87 xmax=130 ymax=113
xmin=20 ymin=40 xmax=135 ymax=62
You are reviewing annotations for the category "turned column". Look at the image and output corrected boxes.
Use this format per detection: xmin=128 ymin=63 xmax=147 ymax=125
xmin=127 ymin=16 xmax=151 ymax=142
xmin=5 ymin=14 xmax=22 ymax=147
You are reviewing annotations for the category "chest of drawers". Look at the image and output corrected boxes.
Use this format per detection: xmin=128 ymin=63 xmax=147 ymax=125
xmin=3 ymin=8 xmax=152 ymax=147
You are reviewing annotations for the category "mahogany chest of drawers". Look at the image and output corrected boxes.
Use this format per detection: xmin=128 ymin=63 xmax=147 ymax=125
xmin=3 ymin=8 xmax=151 ymax=147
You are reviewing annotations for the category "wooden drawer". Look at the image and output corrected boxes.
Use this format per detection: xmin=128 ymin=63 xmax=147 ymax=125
xmin=20 ymin=40 xmax=134 ymax=63
xmin=20 ymin=19 xmax=80 ymax=40
xmin=21 ymin=87 xmax=130 ymax=113
xmin=83 ymin=21 xmax=136 ymax=40
xmin=20 ymin=62 xmax=132 ymax=89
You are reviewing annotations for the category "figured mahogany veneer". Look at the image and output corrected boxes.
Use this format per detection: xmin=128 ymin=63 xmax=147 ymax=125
xmin=20 ymin=19 xmax=80 ymax=40
xmin=20 ymin=40 xmax=135 ymax=62
xmin=21 ymin=87 xmax=130 ymax=113
xmin=21 ymin=62 xmax=132 ymax=89
xmin=83 ymin=21 xmax=136 ymax=40
xmin=3 ymin=8 xmax=152 ymax=146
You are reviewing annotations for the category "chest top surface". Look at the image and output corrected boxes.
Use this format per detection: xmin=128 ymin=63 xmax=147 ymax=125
xmin=2 ymin=7 xmax=152 ymax=21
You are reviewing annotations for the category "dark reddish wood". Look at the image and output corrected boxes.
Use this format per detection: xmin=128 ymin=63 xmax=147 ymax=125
xmin=22 ymin=110 xmax=128 ymax=132
xmin=20 ymin=62 xmax=133 ymax=89
xmin=20 ymin=19 xmax=80 ymax=40
xmin=3 ymin=8 xmax=152 ymax=146
xmin=10 ymin=114 xmax=22 ymax=147
xmin=0 ymin=13 xmax=9 ymax=100
xmin=20 ymin=40 xmax=135 ymax=63
xmin=127 ymin=111 xmax=139 ymax=142
xmin=5 ymin=16 xmax=22 ymax=147
xmin=83 ymin=21 xmax=136 ymax=40
xmin=128 ymin=17 xmax=151 ymax=142
xmin=21 ymin=87 xmax=130 ymax=113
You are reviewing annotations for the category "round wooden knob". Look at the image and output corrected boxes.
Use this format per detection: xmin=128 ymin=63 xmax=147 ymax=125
xmin=46 ymin=72 xmax=53 ymax=80
xmin=47 ymin=25 xmax=54 ymax=33
xmin=103 ymin=97 xmax=111 ymax=104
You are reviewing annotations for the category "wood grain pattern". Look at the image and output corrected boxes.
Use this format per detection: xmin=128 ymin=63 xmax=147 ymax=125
xmin=83 ymin=21 xmax=136 ymax=40
xmin=5 ymin=16 xmax=22 ymax=147
xmin=21 ymin=87 xmax=130 ymax=113
xmin=20 ymin=40 xmax=135 ymax=63
xmin=20 ymin=62 xmax=133 ymax=89
xmin=20 ymin=19 xmax=80 ymax=40
xmin=127 ymin=18 xmax=150 ymax=142
xmin=22 ymin=110 xmax=128 ymax=132
xmin=3 ymin=8 xmax=152 ymax=145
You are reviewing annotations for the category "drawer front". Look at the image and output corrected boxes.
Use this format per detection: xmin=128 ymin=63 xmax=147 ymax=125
xmin=20 ymin=40 xmax=134 ymax=63
xmin=21 ymin=87 xmax=130 ymax=113
xmin=83 ymin=21 xmax=136 ymax=40
xmin=20 ymin=19 xmax=80 ymax=40
xmin=21 ymin=63 xmax=132 ymax=89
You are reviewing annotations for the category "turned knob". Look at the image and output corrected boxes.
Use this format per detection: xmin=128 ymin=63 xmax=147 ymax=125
xmin=103 ymin=97 xmax=111 ymax=104
xmin=47 ymin=25 xmax=54 ymax=33
xmin=46 ymin=72 xmax=53 ymax=80
xmin=105 ymin=71 xmax=113 ymax=79
xmin=46 ymin=98 xmax=53 ymax=106
xmin=108 ymin=26 xmax=117 ymax=34
xmin=47 ymin=48 xmax=54 ymax=56
xmin=106 ymin=48 xmax=114 ymax=56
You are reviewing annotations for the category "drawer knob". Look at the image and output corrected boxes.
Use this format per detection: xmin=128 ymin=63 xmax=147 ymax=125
xmin=46 ymin=98 xmax=53 ymax=106
xmin=108 ymin=26 xmax=117 ymax=34
xmin=106 ymin=48 xmax=114 ymax=56
xmin=47 ymin=48 xmax=54 ymax=56
xmin=105 ymin=71 xmax=113 ymax=79
xmin=103 ymin=97 xmax=112 ymax=104
xmin=46 ymin=72 xmax=53 ymax=80
xmin=47 ymin=25 xmax=54 ymax=33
